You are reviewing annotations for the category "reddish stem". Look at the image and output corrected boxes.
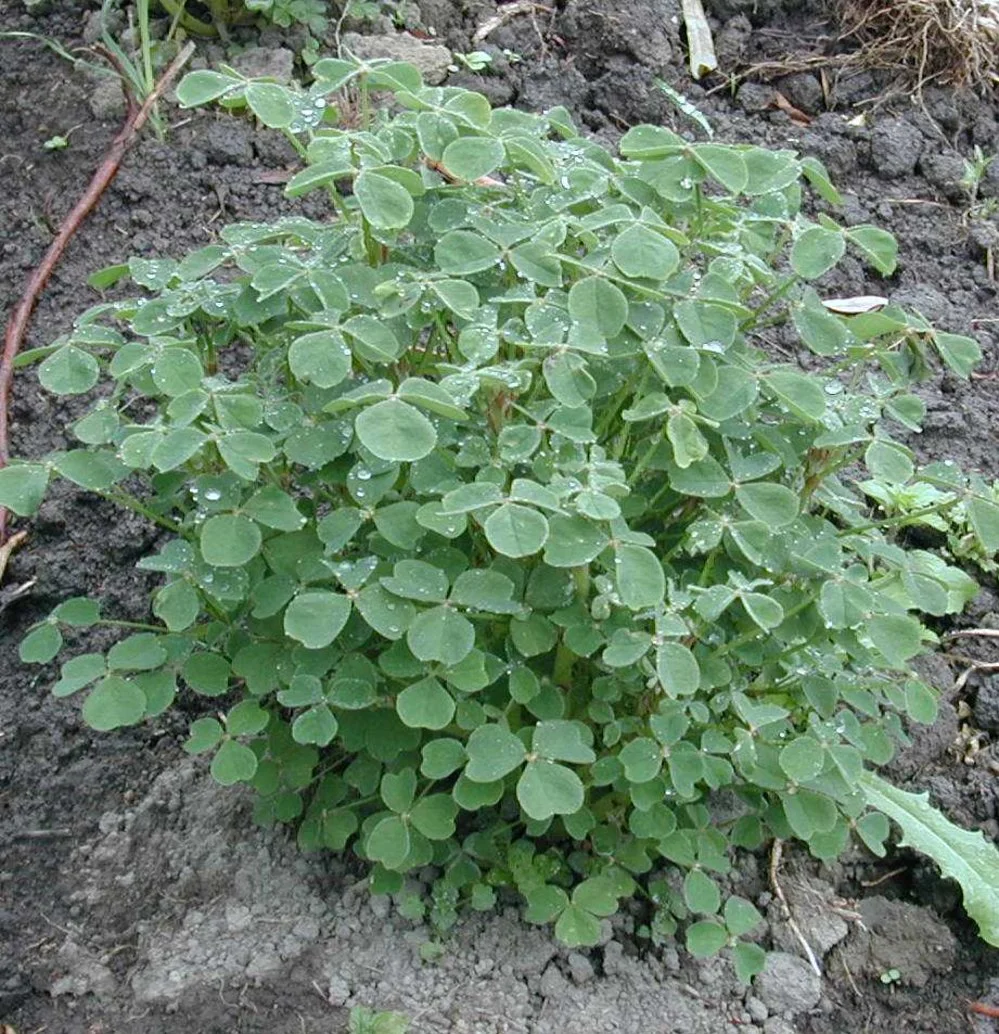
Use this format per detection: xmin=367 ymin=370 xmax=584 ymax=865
xmin=0 ymin=42 xmax=194 ymax=543
xmin=970 ymin=1002 xmax=999 ymax=1019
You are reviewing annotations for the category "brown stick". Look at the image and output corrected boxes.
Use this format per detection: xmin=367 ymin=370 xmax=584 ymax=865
xmin=0 ymin=41 xmax=195 ymax=544
xmin=969 ymin=1001 xmax=999 ymax=1018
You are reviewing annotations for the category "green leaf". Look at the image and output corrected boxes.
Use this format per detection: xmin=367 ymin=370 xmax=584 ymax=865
xmin=764 ymin=369 xmax=827 ymax=423
xmin=107 ymin=633 xmax=166 ymax=671
xmin=200 ymin=514 xmax=262 ymax=567
xmin=421 ymin=738 xmax=467 ymax=779
xmin=182 ymin=652 xmax=231 ymax=696
xmin=38 ymin=345 xmax=99 ymax=395
xmin=0 ymin=463 xmax=49 ymax=515
xmin=366 ymin=815 xmax=411 ymax=869
xmin=292 ymin=704 xmax=339 ymax=746
xmin=683 ymin=870 xmax=721 ymax=915
xmin=245 ymin=82 xmax=296 ymax=128
xmin=686 ymin=920 xmax=728 ymax=957
xmin=692 ymin=144 xmax=748 ymax=193
xmin=674 ymin=300 xmax=736 ymax=348
xmin=284 ymin=591 xmax=352 ymax=650
xmin=723 ymin=896 xmax=763 ymax=936
xmin=554 ymin=904 xmax=602 ymax=947
xmin=615 ymin=544 xmax=665 ymax=609
xmin=355 ymin=399 xmax=437 ymax=463
xmin=791 ymin=226 xmax=845 ymax=279
xmin=226 ymin=699 xmax=270 ymax=736
xmin=410 ymin=794 xmax=458 ymax=840
xmin=243 ymin=485 xmax=306 ymax=531
xmin=543 ymin=515 xmax=609 ymax=568
xmin=934 ymin=332 xmax=981 ymax=378
xmin=53 ymin=597 xmax=102 ymax=626
xmin=568 ymin=277 xmax=628 ymax=340
xmin=611 ymin=224 xmax=679 ymax=280
xmin=533 ymin=720 xmax=595 ymax=763
xmin=735 ymin=482 xmax=799 ymax=526
xmin=865 ymin=440 xmax=914 ymax=484
xmin=82 ymin=676 xmax=146 ymax=731
xmin=407 ymin=606 xmax=475 ymax=667
xmin=397 ymin=676 xmax=456 ymax=730
xmin=667 ymin=410 xmax=708 ymax=468
xmin=846 ymin=225 xmax=898 ymax=275
xmin=732 ymin=942 xmax=767 ymax=984
xmin=210 ymin=739 xmax=259 ymax=785
xmin=866 ymin=613 xmax=923 ymax=666
xmin=52 ymin=653 xmax=106 ymax=696
xmin=484 ymin=503 xmax=549 ymax=558
xmin=904 ymin=679 xmax=938 ymax=725
xmin=355 ymin=170 xmax=414 ymax=230
xmin=176 ymin=69 xmax=240 ymax=107
xmin=517 ymin=760 xmax=585 ymax=820
xmin=288 ymin=330 xmax=352 ymax=389
xmin=185 ymin=716 xmax=224 ymax=754
xmin=861 ymin=771 xmax=999 ymax=947
xmin=153 ymin=580 xmax=200 ymax=631
xmin=779 ymin=737 xmax=825 ymax=783
xmin=967 ymin=495 xmax=999 ymax=554
xmin=656 ymin=642 xmax=700 ymax=696
xmin=19 ymin=623 xmax=63 ymax=663
xmin=464 ymin=723 xmax=526 ymax=782
xmin=434 ymin=230 xmax=500 ymax=274
xmin=525 ymin=884 xmax=570 ymax=924
xmin=441 ymin=136 xmax=505 ymax=180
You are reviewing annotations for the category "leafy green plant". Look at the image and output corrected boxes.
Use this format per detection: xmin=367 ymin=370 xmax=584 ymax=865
xmin=349 ymin=1005 xmax=409 ymax=1034
xmin=9 ymin=57 xmax=999 ymax=974
xmin=157 ymin=0 xmax=329 ymax=36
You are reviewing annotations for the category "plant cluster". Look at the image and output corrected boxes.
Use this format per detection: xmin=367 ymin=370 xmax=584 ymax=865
xmin=8 ymin=57 xmax=999 ymax=965
xmin=158 ymin=0 xmax=330 ymax=36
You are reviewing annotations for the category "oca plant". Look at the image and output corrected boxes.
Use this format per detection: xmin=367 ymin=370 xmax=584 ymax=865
xmin=9 ymin=58 xmax=999 ymax=967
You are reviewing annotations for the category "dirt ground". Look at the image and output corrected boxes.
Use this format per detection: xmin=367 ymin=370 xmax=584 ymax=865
xmin=1 ymin=1 xmax=999 ymax=1032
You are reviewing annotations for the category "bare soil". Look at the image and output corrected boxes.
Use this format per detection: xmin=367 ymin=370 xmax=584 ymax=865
xmin=1 ymin=1 xmax=998 ymax=1032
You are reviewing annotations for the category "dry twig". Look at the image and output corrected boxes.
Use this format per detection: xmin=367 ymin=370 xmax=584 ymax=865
xmin=0 ymin=42 xmax=195 ymax=545
xmin=769 ymin=840 xmax=822 ymax=976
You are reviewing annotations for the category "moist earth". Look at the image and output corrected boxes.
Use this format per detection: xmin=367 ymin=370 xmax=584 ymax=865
xmin=1 ymin=1 xmax=998 ymax=1032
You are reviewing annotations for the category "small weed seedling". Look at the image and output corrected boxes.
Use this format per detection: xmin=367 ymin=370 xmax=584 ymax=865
xmin=349 ymin=1005 xmax=410 ymax=1034
xmin=7 ymin=58 xmax=999 ymax=973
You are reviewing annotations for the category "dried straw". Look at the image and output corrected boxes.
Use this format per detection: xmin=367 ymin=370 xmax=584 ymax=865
xmin=838 ymin=0 xmax=999 ymax=89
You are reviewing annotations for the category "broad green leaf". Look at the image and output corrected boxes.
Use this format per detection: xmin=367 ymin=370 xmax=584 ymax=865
xmin=211 ymin=739 xmax=259 ymax=785
xmin=407 ymin=606 xmax=475 ymax=667
xmin=410 ymin=794 xmax=458 ymax=840
xmin=533 ymin=720 xmax=596 ymax=764
xmin=611 ymin=224 xmax=679 ymax=280
xmin=289 ymin=330 xmax=351 ymax=389
xmin=185 ymin=716 xmax=224 ymax=754
xmin=543 ymin=515 xmax=609 ymax=567
xmin=397 ymin=377 xmax=468 ymax=420
xmin=0 ymin=463 xmax=49 ymax=515
xmin=554 ymin=904 xmax=602 ymax=947
xmin=615 ymin=544 xmax=665 ymax=609
xmin=723 ymin=896 xmax=763 ymax=936
xmin=779 ymin=737 xmax=825 ymax=782
xmin=656 ymin=642 xmax=700 ymax=696
xmin=735 ymin=482 xmax=799 ymax=526
xmin=846 ymin=225 xmax=898 ymax=275
xmin=38 ymin=345 xmax=99 ymax=395
xmin=200 ymin=514 xmax=262 ymax=567
xmin=674 ymin=300 xmax=736 ymax=349
xmin=764 ymin=369 xmax=826 ymax=423
xmin=791 ymin=226 xmax=845 ymax=279
xmin=19 ymin=623 xmax=63 ymax=664
xmin=667 ymin=410 xmax=708 ymax=468
xmin=692 ymin=144 xmax=748 ymax=193
xmin=284 ymin=591 xmax=351 ymax=650
xmin=683 ymin=870 xmax=721 ymax=914
xmin=421 ymin=738 xmax=466 ymax=779
xmin=243 ymin=485 xmax=306 ymax=531
xmin=107 ymin=633 xmax=166 ymax=671
xmin=866 ymin=613 xmax=923 ymax=666
xmin=176 ymin=69 xmax=240 ymax=106
xmin=464 ymin=723 xmax=527 ymax=782
xmin=517 ymin=760 xmax=585 ymax=820
xmin=484 ymin=503 xmax=549 ymax=558
xmin=355 ymin=399 xmax=437 ymax=462
xmin=397 ymin=676 xmax=456 ymax=730
xmin=355 ymin=170 xmax=415 ymax=230
xmin=52 ymin=653 xmax=106 ymax=696
xmin=82 ymin=676 xmax=146 ymax=731
xmin=865 ymin=440 xmax=914 ymax=485
xmin=861 ymin=771 xmax=999 ymax=947
xmin=686 ymin=920 xmax=728 ymax=957
xmin=434 ymin=230 xmax=500 ymax=274
xmin=245 ymin=82 xmax=296 ymax=128
xmin=967 ymin=495 xmax=999 ymax=554
xmin=292 ymin=704 xmax=339 ymax=746
xmin=153 ymin=580 xmax=200 ymax=631
xmin=934 ymin=331 xmax=981 ymax=378
xmin=568 ymin=277 xmax=628 ymax=340
xmin=441 ymin=136 xmax=505 ymax=180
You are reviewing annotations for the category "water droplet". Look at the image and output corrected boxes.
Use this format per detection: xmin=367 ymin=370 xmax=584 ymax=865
xmin=823 ymin=380 xmax=844 ymax=395
xmin=204 ymin=488 xmax=222 ymax=501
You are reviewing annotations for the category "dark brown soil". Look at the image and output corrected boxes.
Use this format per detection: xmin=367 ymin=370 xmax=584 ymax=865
xmin=1 ymin=1 xmax=998 ymax=1032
